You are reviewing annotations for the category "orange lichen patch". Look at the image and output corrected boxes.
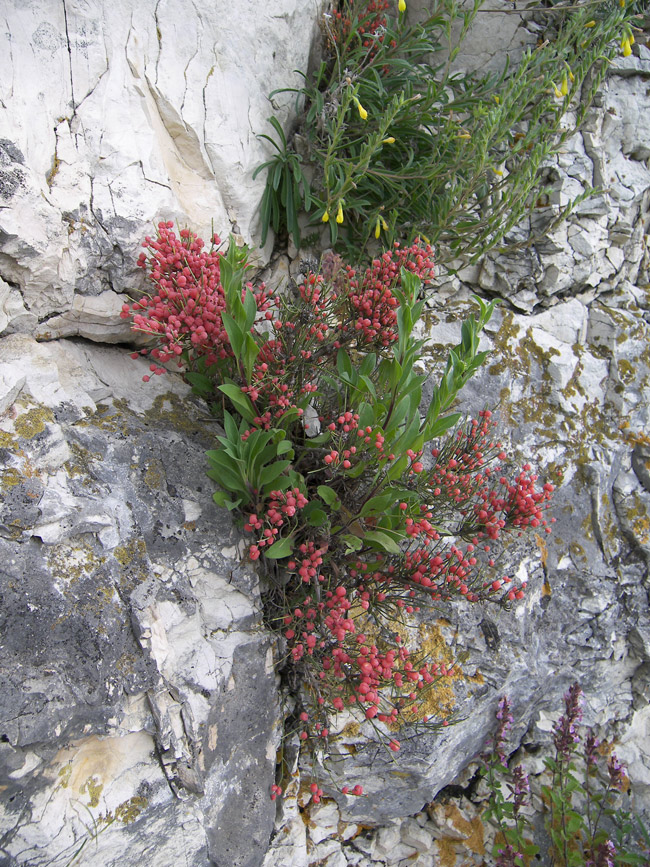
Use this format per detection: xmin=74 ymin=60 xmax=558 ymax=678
xmin=392 ymin=622 xmax=483 ymax=724
xmin=534 ymin=532 xmax=549 ymax=567
xmin=621 ymin=425 xmax=650 ymax=447
xmin=444 ymin=803 xmax=485 ymax=855
xmin=435 ymin=835 xmax=460 ymax=867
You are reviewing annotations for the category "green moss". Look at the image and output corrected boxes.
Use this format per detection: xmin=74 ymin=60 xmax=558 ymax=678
xmin=0 ymin=430 xmax=16 ymax=448
xmin=14 ymin=406 xmax=54 ymax=439
xmin=113 ymin=538 xmax=150 ymax=590
xmin=64 ymin=441 xmax=103 ymax=482
xmin=143 ymin=392 xmax=207 ymax=435
xmin=46 ymin=541 xmax=106 ymax=587
xmin=1 ymin=467 xmax=22 ymax=488
xmin=114 ymin=795 xmax=148 ymax=824
xmin=58 ymin=763 xmax=72 ymax=788
xmin=616 ymin=358 xmax=636 ymax=386
xmin=143 ymin=459 xmax=165 ymax=491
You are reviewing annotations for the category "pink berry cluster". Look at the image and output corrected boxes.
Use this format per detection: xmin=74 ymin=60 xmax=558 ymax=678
xmin=331 ymin=0 xmax=394 ymax=58
xmin=245 ymin=488 xmax=308 ymax=561
xmin=346 ymin=239 xmax=435 ymax=345
xmin=121 ymin=222 xmax=270 ymax=381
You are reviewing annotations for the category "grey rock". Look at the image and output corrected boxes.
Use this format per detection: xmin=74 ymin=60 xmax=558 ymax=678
xmin=0 ymin=336 xmax=278 ymax=866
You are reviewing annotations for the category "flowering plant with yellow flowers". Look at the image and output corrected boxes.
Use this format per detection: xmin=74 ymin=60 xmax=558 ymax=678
xmin=256 ymin=0 xmax=643 ymax=262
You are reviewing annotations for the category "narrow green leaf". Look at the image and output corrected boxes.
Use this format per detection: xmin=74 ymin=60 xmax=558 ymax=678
xmin=217 ymin=384 xmax=256 ymax=422
xmin=258 ymin=459 xmax=291 ymax=488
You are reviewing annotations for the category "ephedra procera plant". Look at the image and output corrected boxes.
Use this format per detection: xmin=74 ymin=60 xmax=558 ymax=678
xmin=121 ymin=222 xmax=555 ymax=800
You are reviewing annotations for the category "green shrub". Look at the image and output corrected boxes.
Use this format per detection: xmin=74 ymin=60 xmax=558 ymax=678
xmin=257 ymin=0 xmax=641 ymax=262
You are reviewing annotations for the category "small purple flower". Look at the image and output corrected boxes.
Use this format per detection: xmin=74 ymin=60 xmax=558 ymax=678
xmin=510 ymin=765 xmax=530 ymax=815
xmin=496 ymin=843 xmax=524 ymax=867
xmin=553 ymin=682 xmax=583 ymax=760
xmin=607 ymin=754 xmax=627 ymax=791
xmin=585 ymin=729 xmax=600 ymax=767
xmin=589 ymin=839 xmax=616 ymax=867
xmin=492 ymin=696 xmax=514 ymax=763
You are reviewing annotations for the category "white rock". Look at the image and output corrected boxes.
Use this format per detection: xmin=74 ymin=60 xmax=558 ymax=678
xmin=34 ymin=290 xmax=134 ymax=342
xmin=399 ymin=855 xmax=434 ymax=867
xmin=1 ymin=0 xmax=321 ymax=323
xmin=371 ymin=823 xmax=418 ymax=862
xmin=308 ymin=800 xmax=341 ymax=845
xmin=400 ymin=817 xmax=433 ymax=853
xmin=308 ymin=838 xmax=346 ymax=866
xmin=263 ymin=818 xmax=308 ymax=867
xmin=0 ymin=277 xmax=37 ymax=334
xmin=528 ymin=298 xmax=587 ymax=345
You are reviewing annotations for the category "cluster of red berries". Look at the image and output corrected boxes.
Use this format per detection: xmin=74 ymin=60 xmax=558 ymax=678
xmin=331 ymin=0 xmax=391 ymax=59
xmin=246 ymin=488 xmax=309 ymax=561
xmin=121 ymin=223 xmax=271 ymax=382
xmin=345 ymin=239 xmax=435 ymax=345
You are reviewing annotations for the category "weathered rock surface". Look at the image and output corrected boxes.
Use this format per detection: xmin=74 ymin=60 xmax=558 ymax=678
xmin=0 ymin=335 xmax=279 ymax=866
xmin=0 ymin=0 xmax=321 ymax=327
xmin=1 ymin=1 xmax=649 ymax=865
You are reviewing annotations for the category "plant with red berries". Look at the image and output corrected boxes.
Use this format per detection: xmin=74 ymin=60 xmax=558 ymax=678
xmin=123 ymin=223 xmax=557 ymax=799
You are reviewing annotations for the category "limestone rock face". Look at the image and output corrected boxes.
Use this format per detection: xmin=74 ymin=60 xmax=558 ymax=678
xmin=0 ymin=335 xmax=279 ymax=867
xmin=1 ymin=1 xmax=650 ymax=864
xmin=0 ymin=0 xmax=321 ymax=326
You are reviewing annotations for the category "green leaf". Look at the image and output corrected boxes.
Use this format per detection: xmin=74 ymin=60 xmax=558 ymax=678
xmin=360 ymin=491 xmax=400 ymax=517
xmin=307 ymin=508 xmax=328 ymax=527
xmin=223 ymin=410 xmax=240 ymax=444
xmin=276 ymin=439 xmax=294 ymax=456
xmin=566 ymin=813 xmax=584 ymax=834
xmin=217 ymin=383 xmax=256 ymax=422
xmin=359 ymin=353 xmax=377 ymax=376
xmin=184 ymin=371 xmax=214 ymax=397
xmin=342 ymin=534 xmax=363 ymax=552
xmin=243 ymin=287 xmax=257 ymax=332
xmin=358 ymin=402 xmax=376 ymax=430
xmin=206 ymin=465 xmax=248 ymax=495
xmin=363 ymin=529 xmax=402 ymax=554
xmin=222 ymin=311 xmax=244 ymax=359
xmin=317 ymin=485 xmax=340 ymax=506
xmin=265 ymin=535 xmax=294 ymax=559
xmin=212 ymin=490 xmax=242 ymax=510
xmin=258 ymin=459 xmax=292 ymax=488
xmin=425 ymin=411 xmax=461 ymax=440
xmin=336 ymin=349 xmax=354 ymax=379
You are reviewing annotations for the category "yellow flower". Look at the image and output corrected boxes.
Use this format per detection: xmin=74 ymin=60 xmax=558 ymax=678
xmin=357 ymin=102 xmax=368 ymax=121
xmin=322 ymin=210 xmax=329 ymax=223
xmin=493 ymin=95 xmax=500 ymax=105
xmin=560 ymin=75 xmax=569 ymax=96
xmin=585 ymin=20 xmax=596 ymax=28
xmin=629 ymin=32 xmax=635 ymax=46
xmin=336 ymin=202 xmax=344 ymax=224
xmin=619 ymin=0 xmax=625 ymax=7
xmin=382 ymin=136 xmax=396 ymax=144
xmin=398 ymin=0 xmax=406 ymax=12
xmin=553 ymin=83 xmax=563 ymax=99
xmin=375 ymin=215 xmax=388 ymax=238
xmin=622 ymin=38 xmax=632 ymax=57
